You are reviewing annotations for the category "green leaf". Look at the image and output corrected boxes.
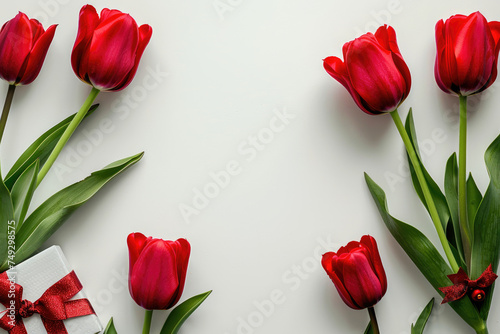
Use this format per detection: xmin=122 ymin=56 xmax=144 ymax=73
xmin=364 ymin=321 xmax=373 ymax=334
xmin=470 ymin=133 xmax=500 ymax=319
xmin=10 ymin=160 xmax=39 ymax=229
xmin=160 ymin=290 xmax=212 ymax=334
xmin=0 ymin=152 xmax=143 ymax=270
xmin=3 ymin=104 xmax=98 ymax=190
xmin=0 ymin=163 xmax=14 ymax=266
xmin=404 ymin=110 xmax=450 ymax=233
xmin=444 ymin=153 xmax=464 ymax=262
xmin=411 ymin=298 xmax=434 ymax=334
xmin=103 ymin=318 xmax=118 ymax=334
xmin=466 ymin=174 xmax=482 ymax=238
xmin=365 ymin=173 xmax=484 ymax=330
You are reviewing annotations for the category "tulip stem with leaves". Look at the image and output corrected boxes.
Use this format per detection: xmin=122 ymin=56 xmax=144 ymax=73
xmin=458 ymin=95 xmax=471 ymax=263
xmin=36 ymin=87 xmax=100 ymax=186
xmin=390 ymin=109 xmax=459 ymax=272
xmin=0 ymin=84 xmax=16 ymax=145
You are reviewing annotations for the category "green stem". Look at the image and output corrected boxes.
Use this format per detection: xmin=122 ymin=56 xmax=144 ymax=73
xmin=0 ymin=85 xmax=16 ymax=145
xmin=390 ymin=109 xmax=459 ymax=272
xmin=142 ymin=309 xmax=153 ymax=334
xmin=458 ymin=95 xmax=471 ymax=265
xmin=36 ymin=87 xmax=100 ymax=187
xmin=367 ymin=307 xmax=380 ymax=334
xmin=475 ymin=322 xmax=489 ymax=334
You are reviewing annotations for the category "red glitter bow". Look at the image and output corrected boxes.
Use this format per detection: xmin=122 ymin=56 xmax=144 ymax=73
xmin=439 ymin=265 xmax=498 ymax=304
xmin=0 ymin=271 xmax=95 ymax=334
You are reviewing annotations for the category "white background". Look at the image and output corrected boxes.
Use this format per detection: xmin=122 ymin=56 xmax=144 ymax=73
xmin=1 ymin=0 xmax=500 ymax=333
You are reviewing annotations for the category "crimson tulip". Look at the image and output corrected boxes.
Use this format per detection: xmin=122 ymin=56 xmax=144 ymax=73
xmin=323 ymin=25 xmax=411 ymax=115
xmin=0 ymin=12 xmax=56 ymax=85
xmin=71 ymin=5 xmax=152 ymax=91
xmin=322 ymin=235 xmax=387 ymax=310
xmin=127 ymin=233 xmax=190 ymax=310
xmin=435 ymin=12 xmax=500 ymax=96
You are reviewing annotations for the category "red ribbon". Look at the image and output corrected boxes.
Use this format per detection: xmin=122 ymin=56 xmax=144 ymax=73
xmin=439 ymin=265 xmax=498 ymax=304
xmin=0 ymin=270 xmax=95 ymax=333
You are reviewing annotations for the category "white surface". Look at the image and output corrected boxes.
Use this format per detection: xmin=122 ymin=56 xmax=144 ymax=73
xmin=6 ymin=246 xmax=102 ymax=333
xmin=1 ymin=0 xmax=500 ymax=333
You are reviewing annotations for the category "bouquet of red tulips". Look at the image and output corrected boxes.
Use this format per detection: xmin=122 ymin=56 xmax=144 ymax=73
xmin=322 ymin=12 xmax=500 ymax=334
xmin=0 ymin=5 xmax=151 ymax=272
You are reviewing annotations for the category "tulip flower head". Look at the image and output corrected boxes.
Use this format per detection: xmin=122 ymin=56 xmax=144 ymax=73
xmin=71 ymin=5 xmax=152 ymax=91
xmin=128 ymin=233 xmax=190 ymax=310
xmin=322 ymin=235 xmax=387 ymax=310
xmin=323 ymin=25 xmax=411 ymax=115
xmin=434 ymin=12 xmax=500 ymax=96
xmin=0 ymin=12 xmax=57 ymax=85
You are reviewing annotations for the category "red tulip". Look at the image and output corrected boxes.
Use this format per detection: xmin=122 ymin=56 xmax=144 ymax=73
xmin=127 ymin=233 xmax=190 ymax=310
xmin=323 ymin=25 xmax=411 ymax=115
xmin=0 ymin=12 xmax=56 ymax=85
xmin=434 ymin=12 xmax=500 ymax=96
xmin=321 ymin=235 xmax=387 ymax=309
xmin=71 ymin=5 xmax=152 ymax=91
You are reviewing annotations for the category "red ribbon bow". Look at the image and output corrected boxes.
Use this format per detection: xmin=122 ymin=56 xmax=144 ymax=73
xmin=0 ymin=270 xmax=95 ymax=334
xmin=439 ymin=265 xmax=498 ymax=304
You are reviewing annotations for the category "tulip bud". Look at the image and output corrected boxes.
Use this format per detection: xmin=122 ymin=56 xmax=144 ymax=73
xmin=321 ymin=235 xmax=387 ymax=309
xmin=323 ymin=25 xmax=411 ymax=115
xmin=434 ymin=12 xmax=500 ymax=96
xmin=127 ymin=233 xmax=190 ymax=310
xmin=0 ymin=12 xmax=56 ymax=85
xmin=71 ymin=5 xmax=152 ymax=91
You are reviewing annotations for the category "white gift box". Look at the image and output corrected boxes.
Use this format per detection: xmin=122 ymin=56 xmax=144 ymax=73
xmin=1 ymin=246 xmax=102 ymax=334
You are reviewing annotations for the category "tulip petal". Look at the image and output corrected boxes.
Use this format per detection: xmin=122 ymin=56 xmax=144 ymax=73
xmin=341 ymin=240 xmax=362 ymax=253
xmin=71 ymin=5 xmax=100 ymax=83
xmin=360 ymin=235 xmax=387 ymax=293
xmin=18 ymin=24 xmax=56 ymax=85
xmin=166 ymin=238 xmax=191 ymax=307
xmin=322 ymin=252 xmax=359 ymax=309
xmin=87 ymin=14 xmax=139 ymax=90
xmin=434 ymin=19 xmax=454 ymax=94
xmin=29 ymin=19 xmax=44 ymax=43
xmin=443 ymin=17 xmax=463 ymax=92
xmin=99 ymin=8 xmax=124 ymax=23
xmin=374 ymin=25 xmax=411 ymax=97
xmin=110 ymin=24 xmax=152 ymax=91
xmin=489 ymin=21 xmax=500 ymax=48
xmin=478 ymin=21 xmax=500 ymax=93
xmin=324 ymin=56 xmax=378 ymax=115
xmin=127 ymin=232 xmax=149 ymax=270
xmin=343 ymin=251 xmax=384 ymax=308
xmin=0 ymin=13 xmax=32 ymax=83
xmin=346 ymin=37 xmax=405 ymax=113
xmin=130 ymin=240 xmax=179 ymax=310
xmin=374 ymin=25 xmax=402 ymax=57
xmin=454 ymin=13 xmax=494 ymax=94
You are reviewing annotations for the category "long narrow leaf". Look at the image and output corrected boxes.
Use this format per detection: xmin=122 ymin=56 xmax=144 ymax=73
xmin=4 ymin=104 xmax=98 ymax=190
xmin=466 ymin=174 xmax=482 ymax=238
xmin=160 ymin=291 xmax=212 ymax=334
xmin=470 ymin=133 xmax=500 ymax=319
xmin=411 ymin=298 xmax=434 ymax=334
xmin=444 ymin=153 xmax=464 ymax=262
xmin=365 ymin=173 xmax=484 ymax=329
xmin=0 ymin=164 xmax=14 ymax=266
xmin=10 ymin=160 xmax=39 ymax=229
xmin=364 ymin=322 xmax=373 ymax=334
xmin=405 ymin=110 xmax=450 ymax=233
xmin=103 ymin=318 xmax=118 ymax=334
xmin=0 ymin=152 xmax=143 ymax=270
